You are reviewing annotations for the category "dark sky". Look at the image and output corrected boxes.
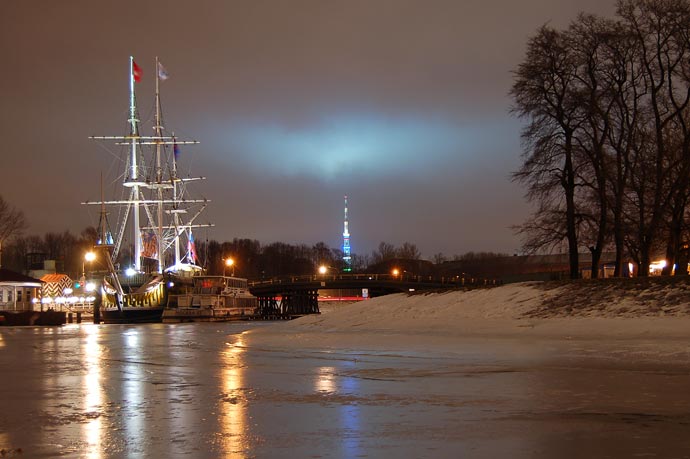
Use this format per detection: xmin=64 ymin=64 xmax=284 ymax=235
xmin=1 ymin=0 xmax=617 ymax=258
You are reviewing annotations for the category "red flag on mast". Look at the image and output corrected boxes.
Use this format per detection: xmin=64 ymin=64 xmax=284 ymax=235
xmin=132 ymin=60 xmax=143 ymax=83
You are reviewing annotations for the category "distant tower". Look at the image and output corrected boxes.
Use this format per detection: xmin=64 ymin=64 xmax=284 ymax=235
xmin=342 ymin=195 xmax=352 ymax=272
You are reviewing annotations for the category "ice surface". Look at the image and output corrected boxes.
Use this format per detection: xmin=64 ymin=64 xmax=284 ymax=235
xmin=1 ymin=284 xmax=690 ymax=458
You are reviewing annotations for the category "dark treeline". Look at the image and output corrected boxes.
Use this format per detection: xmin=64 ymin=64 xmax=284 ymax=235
xmin=1 ymin=192 xmax=513 ymax=280
xmin=1 ymin=220 xmax=431 ymax=279
xmin=512 ymin=0 xmax=690 ymax=278
xmin=160 ymin=239 xmax=426 ymax=278
xmin=1 ymin=228 xmax=97 ymax=276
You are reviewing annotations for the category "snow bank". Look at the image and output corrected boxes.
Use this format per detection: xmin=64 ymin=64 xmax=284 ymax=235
xmin=247 ymin=281 xmax=690 ymax=346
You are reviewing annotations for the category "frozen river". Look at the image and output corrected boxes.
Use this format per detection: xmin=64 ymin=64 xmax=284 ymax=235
xmin=1 ymin=322 xmax=689 ymax=458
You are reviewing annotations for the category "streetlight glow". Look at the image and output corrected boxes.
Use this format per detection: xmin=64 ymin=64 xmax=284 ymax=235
xmin=319 ymin=265 xmax=327 ymax=275
xmin=224 ymin=258 xmax=235 ymax=276
xmin=82 ymin=251 xmax=97 ymax=281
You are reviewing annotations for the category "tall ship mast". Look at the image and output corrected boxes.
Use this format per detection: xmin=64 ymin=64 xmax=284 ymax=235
xmin=84 ymin=56 xmax=213 ymax=323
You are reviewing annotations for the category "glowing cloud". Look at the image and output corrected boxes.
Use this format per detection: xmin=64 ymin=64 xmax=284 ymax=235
xmin=221 ymin=115 xmax=478 ymax=179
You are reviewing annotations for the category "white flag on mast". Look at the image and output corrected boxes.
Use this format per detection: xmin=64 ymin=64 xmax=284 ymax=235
xmin=158 ymin=62 xmax=169 ymax=81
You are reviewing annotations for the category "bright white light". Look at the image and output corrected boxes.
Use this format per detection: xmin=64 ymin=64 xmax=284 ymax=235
xmin=318 ymin=265 xmax=327 ymax=275
xmin=168 ymin=281 xmax=175 ymax=288
xmin=649 ymin=260 xmax=667 ymax=273
xmin=32 ymin=298 xmax=39 ymax=304
xmin=125 ymin=268 xmax=137 ymax=277
xmin=84 ymin=252 xmax=96 ymax=262
xmin=64 ymin=288 xmax=73 ymax=295
xmin=85 ymin=282 xmax=96 ymax=292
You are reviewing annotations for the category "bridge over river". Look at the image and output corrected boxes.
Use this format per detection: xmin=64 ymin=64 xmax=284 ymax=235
xmin=248 ymin=273 xmax=498 ymax=318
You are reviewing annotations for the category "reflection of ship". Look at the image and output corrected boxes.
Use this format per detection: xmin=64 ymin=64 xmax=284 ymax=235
xmin=163 ymin=275 xmax=258 ymax=323
xmin=85 ymin=57 xmax=212 ymax=324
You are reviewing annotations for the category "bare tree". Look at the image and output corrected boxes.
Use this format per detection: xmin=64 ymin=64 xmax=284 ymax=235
xmin=432 ymin=252 xmax=447 ymax=264
xmin=511 ymin=25 xmax=584 ymax=278
xmin=371 ymin=241 xmax=397 ymax=264
xmin=618 ymin=0 xmax=690 ymax=275
xmin=0 ymin=195 xmax=27 ymax=268
xmin=569 ymin=14 xmax=621 ymax=277
xmin=604 ymin=19 xmax=643 ymax=276
xmin=397 ymin=242 xmax=421 ymax=260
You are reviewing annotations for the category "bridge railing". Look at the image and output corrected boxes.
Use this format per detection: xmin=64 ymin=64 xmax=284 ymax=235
xmin=248 ymin=273 xmax=498 ymax=287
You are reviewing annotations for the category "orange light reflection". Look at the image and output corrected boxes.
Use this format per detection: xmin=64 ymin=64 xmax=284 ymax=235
xmin=315 ymin=366 xmax=337 ymax=393
xmin=219 ymin=335 xmax=248 ymax=457
xmin=82 ymin=325 xmax=103 ymax=459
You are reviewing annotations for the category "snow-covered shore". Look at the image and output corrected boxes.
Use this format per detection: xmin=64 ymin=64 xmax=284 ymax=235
xmin=247 ymin=281 xmax=690 ymax=350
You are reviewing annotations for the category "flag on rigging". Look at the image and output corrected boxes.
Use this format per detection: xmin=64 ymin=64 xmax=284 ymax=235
xmin=157 ymin=61 xmax=169 ymax=81
xmin=132 ymin=60 xmax=143 ymax=82
xmin=173 ymin=140 xmax=180 ymax=161
xmin=187 ymin=233 xmax=198 ymax=264
xmin=140 ymin=231 xmax=158 ymax=260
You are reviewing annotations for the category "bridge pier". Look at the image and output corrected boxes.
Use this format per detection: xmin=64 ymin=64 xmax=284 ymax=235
xmin=257 ymin=295 xmax=282 ymax=319
xmin=281 ymin=289 xmax=320 ymax=316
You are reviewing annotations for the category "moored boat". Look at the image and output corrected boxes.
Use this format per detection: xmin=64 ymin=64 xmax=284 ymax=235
xmin=163 ymin=275 xmax=258 ymax=323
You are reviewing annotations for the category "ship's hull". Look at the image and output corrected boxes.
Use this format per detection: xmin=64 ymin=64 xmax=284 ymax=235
xmin=100 ymin=306 xmax=164 ymax=324
xmin=162 ymin=305 xmax=257 ymax=323
xmin=99 ymin=274 xmax=170 ymax=324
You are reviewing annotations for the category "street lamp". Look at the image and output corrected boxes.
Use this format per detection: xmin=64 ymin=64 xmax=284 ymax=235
xmin=392 ymin=268 xmax=400 ymax=278
xmin=318 ymin=265 xmax=328 ymax=275
xmin=83 ymin=251 xmax=96 ymax=280
xmin=224 ymin=258 xmax=235 ymax=277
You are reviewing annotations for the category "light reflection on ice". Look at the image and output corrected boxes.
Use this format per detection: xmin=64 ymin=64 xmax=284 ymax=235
xmin=82 ymin=325 xmax=102 ymax=459
xmin=219 ymin=335 xmax=247 ymax=457
xmin=314 ymin=361 xmax=363 ymax=456
xmin=339 ymin=360 xmax=361 ymax=457
xmin=315 ymin=366 xmax=336 ymax=393
xmin=124 ymin=329 xmax=139 ymax=348
xmin=122 ymin=328 xmax=144 ymax=449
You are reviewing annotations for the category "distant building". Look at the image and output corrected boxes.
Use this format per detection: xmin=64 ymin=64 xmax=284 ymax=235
xmin=0 ymin=268 xmax=43 ymax=312
xmin=28 ymin=259 xmax=58 ymax=280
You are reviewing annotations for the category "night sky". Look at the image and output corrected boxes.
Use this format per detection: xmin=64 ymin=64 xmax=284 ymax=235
xmin=1 ymin=0 xmax=617 ymax=258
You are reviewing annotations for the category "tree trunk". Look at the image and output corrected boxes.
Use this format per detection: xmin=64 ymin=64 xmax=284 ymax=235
xmin=665 ymin=195 xmax=686 ymax=276
xmin=613 ymin=196 xmax=626 ymax=277
xmin=564 ymin=133 xmax=579 ymax=279
xmin=638 ymin=238 xmax=651 ymax=277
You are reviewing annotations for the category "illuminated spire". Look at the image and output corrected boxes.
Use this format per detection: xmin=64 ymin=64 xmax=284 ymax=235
xmin=343 ymin=195 xmax=352 ymax=272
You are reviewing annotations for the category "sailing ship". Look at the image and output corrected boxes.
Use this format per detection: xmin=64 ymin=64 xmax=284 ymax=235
xmin=84 ymin=56 xmax=212 ymax=324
